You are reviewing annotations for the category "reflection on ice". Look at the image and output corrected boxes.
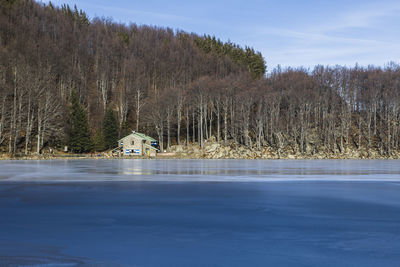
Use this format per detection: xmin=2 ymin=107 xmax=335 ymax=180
xmin=0 ymin=159 xmax=400 ymax=182
xmin=1 ymin=160 xmax=400 ymax=266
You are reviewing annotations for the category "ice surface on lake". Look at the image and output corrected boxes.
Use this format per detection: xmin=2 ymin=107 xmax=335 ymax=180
xmin=1 ymin=159 xmax=400 ymax=266
xmin=0 ymin=159 xmax=400 ymax=182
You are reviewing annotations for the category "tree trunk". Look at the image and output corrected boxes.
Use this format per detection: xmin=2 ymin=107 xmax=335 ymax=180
xmin=25 ymin=89 xmax=34 ymax=155
xmin=216 ymin=100 xmax=220 ymax=142
xmin=136 ymin=89 xmax=142 ymax=132
xmin=167 ymin=108 xmax=171 ymax=149
xmin=199 ymin=96 xmax=203 ymax=148
xmin=387 ymin=107 xmax=391 ymax=155
xmin=37 ymin=105 xmax=42 ymax=155
xmin=14 ymin=88 xmax=23 ymax=155
xmin=230 ymin=98 xmax=235 ymax=143
xmin=9 ymin=67 xmax=17 ymax=155
xmin=177 ymin=103 xmax=181 ymax=145
xmin=0 ymin=96 xmax=5 ymax=146
xmin=223 ymin=98 xmax=228 ymax=143
xmin=358 ymin=116 xmax=362 ymax=150
xmin=185 ymin=107 xmax=189 ymax=146
xmin=192 ymin=110 xmax=196 ymax=143
xmin=204 ymin=103 xmax=208 ymax=140
xmin=208 ymin=103 xmax=213 ymax=139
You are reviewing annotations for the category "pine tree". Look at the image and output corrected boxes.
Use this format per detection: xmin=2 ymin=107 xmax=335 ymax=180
xmin=103 ymin=108 xmax=119 ymax=149
xmin=68 ymin=90 xmax=92 ymax=153
xmin=194 ymin=36 xmax=266 ymax=79
xmin=93 ymin=130 xmax=105 ymax=152
xmin=120 ymin=121 xmax=131 ymax=138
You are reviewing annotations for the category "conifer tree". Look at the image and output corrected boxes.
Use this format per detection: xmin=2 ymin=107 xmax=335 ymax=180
xmin=194 ymin=35 xmax=266 ymax=79
xmin=93 ymin=130 xmax=105 ymax=152
xmin=120 ymin=121 xmax=131 ymax=138
xmin=103 ymin=108 xmax=119 ymax=149
xmin=68 ymin=90 xmax=92 ymax=153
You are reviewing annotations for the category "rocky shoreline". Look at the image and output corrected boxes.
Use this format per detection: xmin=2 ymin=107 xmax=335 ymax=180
xmin=1 ymin=140 xmax=399 ymax=160
xmin=166 ymin=140 xmax=400 ymax=160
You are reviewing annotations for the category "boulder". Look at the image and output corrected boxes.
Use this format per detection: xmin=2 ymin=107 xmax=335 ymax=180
xmin=174 ymin=145 xmax=184 ymax=153
xmin=205 ymin=143 xmax=220 ymax=153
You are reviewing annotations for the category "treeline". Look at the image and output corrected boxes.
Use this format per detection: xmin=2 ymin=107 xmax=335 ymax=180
xmin=1 ymin=0 xmax=400 ymax=157
xmin=160 ymin=64 xmax=400 ymax=157
xmin=194 ymin=35 xmax=266 ymax=79
xmin=0 ymin=0 xmax=263 ymax=154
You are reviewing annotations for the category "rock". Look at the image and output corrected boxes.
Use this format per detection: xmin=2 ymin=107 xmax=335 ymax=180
xmin=174 ymin=145 xmax=184 ymax=153
xmin=154 ymin=139 xmax=400 ymax=160
xmin=214 ymin=151 xmax=224 ymax=158
xmin=207 ymin=136 xmax=216 ymax=142
xmin=205 ymin=143 xmax=220 ymax=153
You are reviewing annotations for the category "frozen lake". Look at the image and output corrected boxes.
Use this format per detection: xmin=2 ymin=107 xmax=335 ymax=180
xmin=0 ymin=159 xmax=400 ymax=266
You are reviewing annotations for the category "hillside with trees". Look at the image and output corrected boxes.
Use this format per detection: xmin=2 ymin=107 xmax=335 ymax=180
xmin=1 ymin=0 xmax=400 ymax=158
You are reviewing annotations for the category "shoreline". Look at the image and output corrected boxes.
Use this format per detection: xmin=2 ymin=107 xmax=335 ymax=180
xmin=0 ymin=153 xmax=399 ymax=161
xmin=1 ymin=142 xmax=399 ymax=160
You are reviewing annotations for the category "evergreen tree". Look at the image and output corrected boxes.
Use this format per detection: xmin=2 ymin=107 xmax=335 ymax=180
xmin=194 ymin=35 xmax=266 ymax=79
xmin=68 ymin=90 xmax=92 ymax=153
xmin=103 ymin=108 xmax=119 ymax=149
xmin=93 ymin=130 xmax=105 ymax=152
xmin=120 ymin=121 xmax=131 ymax=138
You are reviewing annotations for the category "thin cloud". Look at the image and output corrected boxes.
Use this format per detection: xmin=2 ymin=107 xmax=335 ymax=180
xmin=253 ymin=26 xmax=390 ymax=46
xmin=318 ymin=2 xmax=400 ymax=31
xmin=249 ymin=2 xmax=400 ymax=68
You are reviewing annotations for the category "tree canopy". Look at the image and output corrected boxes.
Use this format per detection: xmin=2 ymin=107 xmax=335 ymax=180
xmin=194 ymin=35 xmax=266 ymax=79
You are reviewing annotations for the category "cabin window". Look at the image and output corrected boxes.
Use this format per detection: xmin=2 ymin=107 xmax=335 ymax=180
xmin=131 ymin=140 xmax=135 ymax=145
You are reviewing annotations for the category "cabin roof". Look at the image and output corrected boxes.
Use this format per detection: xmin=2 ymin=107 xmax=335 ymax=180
xmin=119 ymin=132 xmax=157 ymax=143
xmin=133 ymin=132 xmax=157 ymax=142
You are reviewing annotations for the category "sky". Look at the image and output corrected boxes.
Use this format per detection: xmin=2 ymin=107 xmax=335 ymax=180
xmin=46 ymin=0 xmax=400 ymax=71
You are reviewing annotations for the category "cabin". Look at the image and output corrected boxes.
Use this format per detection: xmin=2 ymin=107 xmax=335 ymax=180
xmin=117 ymin=131 xmax=159 ymax=157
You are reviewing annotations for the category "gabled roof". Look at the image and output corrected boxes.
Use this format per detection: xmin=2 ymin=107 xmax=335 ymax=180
xmin=133 ymin=132 xmax=157 ymax=142
xmin=119 ymin=132 xmax=157 ymax=142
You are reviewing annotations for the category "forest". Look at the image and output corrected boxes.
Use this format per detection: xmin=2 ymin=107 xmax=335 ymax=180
xmin=1 ymin=0 xmax=400 ymax=157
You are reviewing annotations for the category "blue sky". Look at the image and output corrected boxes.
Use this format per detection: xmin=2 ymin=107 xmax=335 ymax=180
xmin=46 ymin=0 xmax=400 ymax=71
